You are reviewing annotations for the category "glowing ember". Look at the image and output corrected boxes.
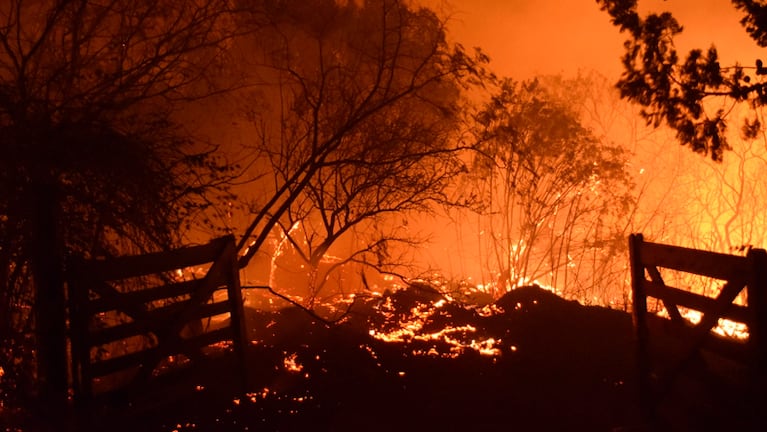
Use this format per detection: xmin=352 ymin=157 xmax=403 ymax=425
xmin=283 ymin=352 xmax=304 ymax=373
xmin=269 ymin=221 xmax=302 ymax=289
xmin=245 ymin=388 xmax=272 ymax=403
xmin=469 ymin=338 xmax=503 ymax=356
xmin=170 ymin=422 xmax=198 ymax=432
xmin=367 ymin=293 xmax=505 ymax=357
xmin=477 ymin=303 xmax=505 ymax=317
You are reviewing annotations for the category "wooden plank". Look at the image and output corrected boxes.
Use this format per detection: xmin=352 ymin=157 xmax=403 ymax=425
xmin=68 ymin=272 xmax=95 ymax=399
xmin=645 ymin=265 xmax=684 ymax=323
xmin=90 ymin=349 xmax=239 ymax=406
xmin=643 ymin=280 xmax=752 ymax=324
xmin=648 ymin=316 xmax=751 ymax=363
xmin=682 ymin=278 xmax=748 ymax=340
xmin=747 ymin=249 xmax=767 ymax=375
xmin=31 ymin=184 xmax=69 ymax=412
xmin=88 ymin=301 xmax=233 ymax=347
xmin=224 ymin=239 xmax=249 ymax=391
xmin=89 ymin=327 xmax=234 ymax=378
xmin=651 ymin=278 xmax=751 ymax=377
xmin=159 ymin=241 xmax=234 ymax=342
xmin=80 ymin=235 xmax=233 ymax=281
xmin=68 ymin=235 xmax=246 ymax=406
xmin=89 ymin=347 xmax=159 ymax=379
xmin=629 ymin=234 xmax=767 ymax=423
xmin=639 ymin=240 xmax=751 ymax=281
xmin=86 ymin=281 xmax=148 ymax=322
xmin=88 ymin=279 xmax=204 ymax=314
xmin=628 ymin=233 xmax=653 ymax=422
xmin=88 ymin=301 xmax=188 ymax=347
xmin=182 ymin=326 xmax=236 ymax=350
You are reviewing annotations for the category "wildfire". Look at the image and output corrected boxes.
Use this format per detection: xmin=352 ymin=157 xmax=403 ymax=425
xmin=269 ymin=221 xmax=302 ymax=289
xmin=367 ymin=295 xmax=504 ymax=358
xmin=657 ymin=307 xmax=749 ymax=340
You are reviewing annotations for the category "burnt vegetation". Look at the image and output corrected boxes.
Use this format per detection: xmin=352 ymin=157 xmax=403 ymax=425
xmin=2 ymin=0 xmax=767 ymax=430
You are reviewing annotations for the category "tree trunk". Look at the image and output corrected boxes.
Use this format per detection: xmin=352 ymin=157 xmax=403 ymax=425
xmin=31 ymin=182 xmax=68 ymax=419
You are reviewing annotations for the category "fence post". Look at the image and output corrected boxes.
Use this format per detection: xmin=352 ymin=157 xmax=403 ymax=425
xmin=224 ymin=236 xmax=249 ymax=391
xmin=747 ymin=248 xmax=767 ymax=422
xmin=31 ymin=183 xmax=69 ymax=419
xmin=628 ymin=233 xmax=653 ymax=424
xmin=747 ymin=249 xmax=767 ymax=368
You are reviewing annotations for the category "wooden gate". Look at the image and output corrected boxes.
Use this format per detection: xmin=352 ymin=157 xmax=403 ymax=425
xmin=628 ymin=233 xmax=767 ymax=425
xmin=66 ymin=235 xmax=248 ymax=416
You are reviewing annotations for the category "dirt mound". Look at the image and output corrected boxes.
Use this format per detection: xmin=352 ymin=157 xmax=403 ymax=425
xmin=494 ymin=284 xmax=573 ymax=311
xmin=105 ymin=285 xmax=643 ymax=431
xmin=76 ymin=285 xmax=762 ymax=432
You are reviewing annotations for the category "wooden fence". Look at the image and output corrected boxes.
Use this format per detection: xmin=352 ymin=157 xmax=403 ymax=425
xmin=628 ymin=233 xmax=767 ymax=422
xmin=66 ymin=234 xmax=248 ymax=416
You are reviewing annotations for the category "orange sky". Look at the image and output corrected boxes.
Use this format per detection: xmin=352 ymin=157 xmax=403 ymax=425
xmin=407 ymin=0 xmax=767 ymax=286
xmin=424 ymin=0 xmax=763 ymax=79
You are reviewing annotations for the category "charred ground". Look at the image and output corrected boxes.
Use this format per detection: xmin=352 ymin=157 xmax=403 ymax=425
xmin=17 ymin=286 xmax=759 ymax=432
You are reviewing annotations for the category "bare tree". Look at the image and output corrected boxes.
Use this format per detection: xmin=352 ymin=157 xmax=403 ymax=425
xmin=0 ymin=0 xmax=243 ymax=407
xmin=468 ymin=76 xmax=634 ymax=300
xmin=235 ymin=0 xmax=486 ymax=309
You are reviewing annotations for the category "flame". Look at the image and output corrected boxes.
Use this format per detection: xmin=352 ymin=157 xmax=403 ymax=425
xmin=656 ymin=307 xmax=749 ymax=340
xmin=269 ymin=221 xmax=302 ymax=289
xmin=368 ymin=297 xmax=503 ymax=357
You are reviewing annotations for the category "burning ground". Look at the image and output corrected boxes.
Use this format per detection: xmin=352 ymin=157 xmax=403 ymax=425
xmin=84 ymin=284 xmax=757 ymax=432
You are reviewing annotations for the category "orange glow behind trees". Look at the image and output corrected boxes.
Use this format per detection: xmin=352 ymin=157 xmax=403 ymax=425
xmin=227 ymin=0 xmax=767 ymax=316
xmin=232 ymin=0 xmax=487 ymax=310
xmin=5 ymin=2 xmax=767 ymax=424
xmin=465 ymin=75 xmax=634 ymax=300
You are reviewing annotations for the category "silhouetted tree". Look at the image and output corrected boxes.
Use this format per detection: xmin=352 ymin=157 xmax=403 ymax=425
xmin=468 ymin=76 xmax=634 ymax=298
xmin=0 ymin=0 xmax=241 ymax=406
xmin=597 ymin=0 xmax=767 ymax=161
xmin=236 ymin=0 xmax=486 ymax=309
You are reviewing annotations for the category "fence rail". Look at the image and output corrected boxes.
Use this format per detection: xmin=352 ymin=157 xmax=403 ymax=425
xmin=66 ymin=235 xmax=248 ymax=410
xmin=628 ymin=233 xmax=767 ymax=423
